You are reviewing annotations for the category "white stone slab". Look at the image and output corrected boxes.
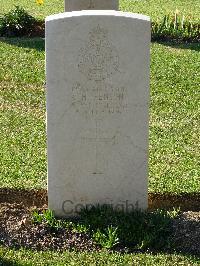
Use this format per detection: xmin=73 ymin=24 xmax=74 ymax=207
xmin=46 ymin=11 xmax=150 ymax=217
xmin=65 ymin=0 xmax=119 ymax=11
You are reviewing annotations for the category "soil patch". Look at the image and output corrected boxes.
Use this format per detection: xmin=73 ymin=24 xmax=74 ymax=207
xmin=0 ymin=188 xmax=47 ymax=208
xmin=30 ymin=21 xmax=45 ymax=38
xmin=0 ymin=188 xmax=199 ymax=211
xmin=170 ymin=211 xmax=200 ymax=255
xmin=148 ymin=192 xmax=200 ymax=211
xmin=0 ymin=190 xmax=200 ymax=255
xmin=0 ymin=203 xmax=98 ymax=252
xmin=0 ymin=203 xmax=199 ymax=255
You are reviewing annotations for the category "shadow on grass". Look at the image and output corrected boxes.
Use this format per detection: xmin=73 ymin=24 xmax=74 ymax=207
xmin=0 ymin=188 xmax=200 ymax=211
xmin=0 ymin=257 xmax=21 ymax=266
xmin=71 ymin=205 xmax=200 ymax=256
xmin=73 ymin=205 xmax=174 ymax=253
xmin=0 ymin=202 xmax=200 ymax=258
xmin=33 ymin=206 xmax=198 ymax=257
xmin=0 ymin=37 xmax=199 ymax=52
xmin=0 ymin=37 xmax=45 ymax=51
xmin=154 ymin=41 xmax=200 ymax=51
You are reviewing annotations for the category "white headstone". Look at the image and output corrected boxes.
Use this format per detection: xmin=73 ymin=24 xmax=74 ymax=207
xmin=65 ymin=0 xmax=119 ymax=12
xmin=46 ymin=11 xmax=150 ymax=217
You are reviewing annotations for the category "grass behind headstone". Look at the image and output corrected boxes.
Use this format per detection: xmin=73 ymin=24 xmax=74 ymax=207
xmin=0 ymin=0 xmax=199 ymax=22
xmin=0 ymin=39 xmax=199 ymax=192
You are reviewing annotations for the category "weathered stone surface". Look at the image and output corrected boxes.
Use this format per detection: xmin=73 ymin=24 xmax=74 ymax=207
xmin=65 ymin=0 xmax=119 ymax=11
xmin=46 ymin=11 xmax=150 ymax=216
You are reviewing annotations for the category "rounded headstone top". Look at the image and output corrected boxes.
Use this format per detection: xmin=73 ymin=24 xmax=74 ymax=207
xmin=65 ymin=0 xmax=119 ymax=12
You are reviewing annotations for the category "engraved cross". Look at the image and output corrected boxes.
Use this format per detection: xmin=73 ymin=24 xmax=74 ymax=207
xmin=82 ymin=119 xmax=115 ymax=175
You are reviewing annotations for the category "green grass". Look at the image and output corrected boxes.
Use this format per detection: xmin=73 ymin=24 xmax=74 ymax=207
xmin=0 ymin=0 xmax=200 ymax=21
xmin=1 ymin=247 xmax=200 ymax=266
xmin=0 ymin=38 xmax=46 ymax=189
xmin=0 ymin=39 xmax=199 ymax=192
xmin=150 ymin=42 xmax=200 ymax=193
xmin=120 ymin=0 xmax=200 ymax=22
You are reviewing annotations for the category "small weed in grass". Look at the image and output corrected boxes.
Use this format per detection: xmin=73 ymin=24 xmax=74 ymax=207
xmin=32 ymin=209 xmax=43 ymax=224
xmin=93 ymin=226 xmax=119 ymax=249
xmin=42 ymin=209 xmax=55 ymax=227
xmin=71 ymin=223 xmax=88 ymax=234
xmin=32 ymin=209 xmax=64 ymax=228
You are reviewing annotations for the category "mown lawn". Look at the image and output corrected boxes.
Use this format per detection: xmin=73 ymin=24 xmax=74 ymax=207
xmin=1 ymin=247 xmax=200 ymax=266
xmin=0 ymin=0 xmax=200 ymax=21
xmin=0 ymin=39 xmax=199 ymax=192
xmin=0 ymin=38 xmax=46 ymax=189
